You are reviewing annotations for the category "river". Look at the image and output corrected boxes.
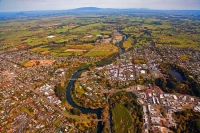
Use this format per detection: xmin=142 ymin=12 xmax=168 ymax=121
xmin=65 ymin=33 xmax=126 ymax=133
xmin=66 ymin=70 xmax=103 ymax=133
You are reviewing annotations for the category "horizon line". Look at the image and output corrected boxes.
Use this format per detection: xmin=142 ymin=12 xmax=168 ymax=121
xmin=0 ymin=7 xmax=200 ymax=13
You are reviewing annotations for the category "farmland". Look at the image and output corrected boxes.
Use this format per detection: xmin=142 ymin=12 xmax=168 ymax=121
xmin=1 ymin=14 xmax=199 ymax=59
xmin=84 ymin=43 xmax=119 ymax=57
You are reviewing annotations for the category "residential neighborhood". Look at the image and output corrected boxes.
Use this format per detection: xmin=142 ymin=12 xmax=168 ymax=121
xmin=0 ymin=8 xmax=199 ymax=133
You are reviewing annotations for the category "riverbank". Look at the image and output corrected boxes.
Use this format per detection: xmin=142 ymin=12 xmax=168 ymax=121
xmin=64 ymin=32 xmax=126 ymax=133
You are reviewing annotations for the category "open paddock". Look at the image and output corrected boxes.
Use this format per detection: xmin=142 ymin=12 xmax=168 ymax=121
xmin=41 ymin=51 xmax=50 ymax=55
xmin=24 ymin=60 xmax=55 ymax=67
xmin=65 ymin=49 xmax=87 ymax=52
xmin=84 ymin=43 xmax=118 ymax=57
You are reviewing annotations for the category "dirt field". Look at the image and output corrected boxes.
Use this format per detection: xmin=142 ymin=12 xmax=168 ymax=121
xmin=115 ymin=35 xmax=123 ymax=40
xmin=24 ymin=60 xmax=55 ymax=67
xmin=65 ymin=49 xmax=87 ymax=52
xmin=16 ymin=44 xmax=28 ymax=49
xmin=41 ymin=51 xmax=50 ymax=55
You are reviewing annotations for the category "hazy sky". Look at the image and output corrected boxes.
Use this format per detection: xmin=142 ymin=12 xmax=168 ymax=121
xmin=0 ymin=0 xmax=199 ymax=12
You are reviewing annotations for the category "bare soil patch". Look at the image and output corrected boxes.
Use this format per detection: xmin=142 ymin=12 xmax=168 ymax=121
xmin=65 ymin=49 xmax=87 ymax=52
xmin=115 ymin=35 xmax=123 ymax=40
xmin=41 ymin=51 xmax=50 ymax=55
xmin=24 ymin=60 xmax=55 ymax=67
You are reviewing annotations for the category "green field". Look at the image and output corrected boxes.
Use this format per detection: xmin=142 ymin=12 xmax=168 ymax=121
xmin=112 ymin=104 xmax=132 ymax=133
xmin=74 ymin=82 xmax=86 ymax=96
xmin=123 ymin=37 xmax=134 ymax=49
xmin=122 ymin=17 xmax=200 ymax=48
xmin=84 ymin=43 xmax=118 ymax=57
xmin=0 ymin=13 xmax=199 ymax=57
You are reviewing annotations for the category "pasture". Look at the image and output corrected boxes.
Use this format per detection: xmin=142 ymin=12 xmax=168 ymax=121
xmin=112 ymin=104 xmax=132 ymax=133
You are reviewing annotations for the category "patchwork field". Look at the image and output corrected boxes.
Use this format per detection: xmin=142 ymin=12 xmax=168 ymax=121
xmin=122 ymin=18 xmax=200 ymax=48
xmin=0 ymin=14 xmax=199 ymax=58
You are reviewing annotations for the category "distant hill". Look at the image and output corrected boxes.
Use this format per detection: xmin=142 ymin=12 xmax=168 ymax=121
xmin=69 ymin=7 xmax=102 ymax=11
xmin=0 ymin=7 xmax=199 ymax=20
xmin=67 ymin=7 xmax=151 ymax=13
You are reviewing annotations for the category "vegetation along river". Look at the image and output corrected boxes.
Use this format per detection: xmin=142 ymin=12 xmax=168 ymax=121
xmin=66 ymin=70 xmax=103 ymax=133
xmin=65 ymin=33 xmax=126 ymax=133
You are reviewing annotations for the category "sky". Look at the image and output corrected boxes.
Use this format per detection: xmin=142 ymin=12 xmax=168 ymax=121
xmin=0 ymin=0 xmax=199 ymax=12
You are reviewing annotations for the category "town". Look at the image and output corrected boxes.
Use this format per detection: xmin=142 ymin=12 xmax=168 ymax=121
xmin=1 ymin=34 xmax=200 ymax=133
xmin=0 ymin=10 xmax=200 ymax=133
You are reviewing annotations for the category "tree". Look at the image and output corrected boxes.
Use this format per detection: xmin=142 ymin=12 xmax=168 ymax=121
xmin=155 ymin=77 xmax=166 ymax=90
xmin=197 ymin=120 xmax=200 ymax=132
xmin=70 ymin=108 xmax=81 ymax=115
xmin=54 ymin=84 xmax=66 ymax=102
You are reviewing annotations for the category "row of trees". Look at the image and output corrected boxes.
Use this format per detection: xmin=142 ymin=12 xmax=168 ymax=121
xmin=54 ymin=84 xmax=66 ymax=102
xmin=171 ymin=109 xmax=200 ymax=133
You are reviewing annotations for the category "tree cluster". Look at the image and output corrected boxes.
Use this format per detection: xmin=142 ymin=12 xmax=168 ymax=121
xmin=171 ymin=109 xmax=200 ymax=133
xmin=109 ymin=91 xmax=143 ymax=133
xmin=155 ymin=63 xmax=200 ymax=97
xmin=54 ymin=84 xmax=66 ymax=102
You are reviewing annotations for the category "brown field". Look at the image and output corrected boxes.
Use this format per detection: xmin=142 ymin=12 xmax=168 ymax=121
xmin=16 ymin=44 xmax=29 ymax=49
xmin=68 ymin=24 xmax=78 ymax=28
xmin=83 ymin=35 xmax=93 ymax=38
xmin=41 ymin=51 xmax=50 ymax=55
xmin=65 ymin=49 xmax=87 ymax=52
xmin=114 ymin=35 xmax=123 ymax=40
xmin=103 ymin=35 xmax=110 ymax=38
xmin=24 ymin=60 xmax=55 ymax=67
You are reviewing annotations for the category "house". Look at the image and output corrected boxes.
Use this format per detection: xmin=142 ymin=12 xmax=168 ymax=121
xmin=182 ymin=96 xmax=187 ymax=101
xmin=139 ymin=99 xmax=144 ymax=104
xmin=137 ymin=86 xmax=141 ymax=90
xmin=194 ymin=106 xmax=200 ymax=112
xmin=156 ymin=97 xmax=160 ymax=104
xmin=87 ymin=87 xmax=93 ymax=91
xmin=141 ymin=70 xmax=146 ymax=74
xmin=173 ymin=95 xmax=178 ymax=100
xmin=160 ymin=94 xmax=164 ymax=99
xmin=190 ymin=98 xmax=194 ymax=102
xmin=152 ymin=97 xmax=156 ymax=104
xmin=143 ymin=105 xmax=147 ymax=113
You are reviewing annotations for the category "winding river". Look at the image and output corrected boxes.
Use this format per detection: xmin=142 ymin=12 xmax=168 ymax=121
xmin=65 ymin=33 xmax=127 ymax=133
xmin=66 ymin=70 xmax=103 ymax=133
